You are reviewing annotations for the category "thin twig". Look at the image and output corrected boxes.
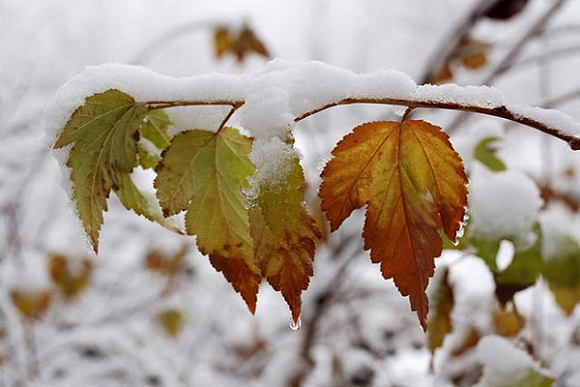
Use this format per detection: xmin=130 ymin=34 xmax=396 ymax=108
xmin=419 ymin=0 xmax=501 ymax=85
xmin=130 ymin=19 xmax=221 ymax=65
xmin=446 ymin=0 xmax=566 ymax=133
xmin=217 ymin=102 xmax=244 ymax=132
xmin=146 ymin=100 xmax=244 ymax=111
xmin=498 ymin=43 xmax=580 ymax=75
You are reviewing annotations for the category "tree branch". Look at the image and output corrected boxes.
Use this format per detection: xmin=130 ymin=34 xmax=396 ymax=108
xmin=294 ymin=97 xmax=580 ymax=150
xmin=446 ymin=0 xmax=566 ymax=133
xmin=419 ymin=0 xmax=501 ymax=85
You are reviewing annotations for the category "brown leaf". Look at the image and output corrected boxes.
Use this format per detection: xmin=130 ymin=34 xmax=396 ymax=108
xmin=319 ymin=120 xmax=468 ymax=329
xmin=11 ymin=290 xmax=52 ymax=320
xmin=48 ymin=254 xmax=93 ymax=300
xmin=427 ymin=267 xmax=454 ymax=353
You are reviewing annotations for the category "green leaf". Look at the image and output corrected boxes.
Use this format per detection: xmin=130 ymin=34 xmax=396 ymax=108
xmin=53 ymin=89 xmax=148 ymax=251
xmin=542 ymin=237 xmax=580 ymax=314
xmin=474 ymin=137 xmax=506 ymax=172
xmin=494 ymin=225 xmax=543 ymax=305
xmin=249 ymin=151 xmax=321 ymax=323
xmin=141 ymin=109 xmax=172 ymax=149
xmin=138 ymin=109 xmax=173 ymax=169
xmin=154 ymin=127 xmax=261 ymax=311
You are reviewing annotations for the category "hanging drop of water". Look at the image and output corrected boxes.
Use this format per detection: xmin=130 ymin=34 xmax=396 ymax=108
xmin=289 ymin=317 xmax=302 ymax=331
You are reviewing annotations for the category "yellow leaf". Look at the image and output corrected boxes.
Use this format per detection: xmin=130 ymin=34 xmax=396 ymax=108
xmin=249 ymin=155 xmax=321 ymax=323
xmin=157 ymin=308 xmax=184 ymax=337
xmin=155 ymin=128 xmax=260 ymax=312
xmin=11 ymin=290 xmax=52 ymax=320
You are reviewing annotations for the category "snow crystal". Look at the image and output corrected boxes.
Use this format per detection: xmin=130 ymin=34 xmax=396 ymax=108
xmin=469 ymin=170 xmax=543 ymax=246
xmin=474 ymin=336 xmax=551 ymax=387
xmin=509 ymin=104 xmax=580 ymax=137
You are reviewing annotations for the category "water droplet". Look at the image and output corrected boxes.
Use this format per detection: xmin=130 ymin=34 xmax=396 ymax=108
xmin=289 ymin=317 xmax=301 ymax=331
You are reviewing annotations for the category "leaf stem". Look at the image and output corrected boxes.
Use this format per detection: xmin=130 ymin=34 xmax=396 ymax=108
xmin=401 ymin=107 xmax=414 ymax=121
xmin=146 ymin=100 xmax=244 ymax=111
xmin=217 ymin=102 xmax=243 ymax=133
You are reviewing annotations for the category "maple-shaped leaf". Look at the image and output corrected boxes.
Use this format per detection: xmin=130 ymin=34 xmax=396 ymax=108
xmin=53 ymin=89 xmax=148 ymax=251
xmin=319 ymin=120 xmax=468 ymax=329
xmin=155 ymin=127 xmax=261 ymax=312
xmin=249 ymin=155 xmax=321 ymax=323
xmin=138 ymin=109 xmax=172 ymax=169
xmin=53 ymin=89 xmax=177 ymax=251
xmin=427 ymin=266 xmax=454 ymax=354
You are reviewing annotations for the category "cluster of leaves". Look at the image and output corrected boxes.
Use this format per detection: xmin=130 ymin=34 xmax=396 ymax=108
xmin=53 ymin=89 xmax=472 ymax=329
xmin=11 ymin=253 xmax=94 ymax=321
xmin=213 ymin=24 xmax=270 ymax=62
xmin=433 ymin=37 xmax=491 ymax=84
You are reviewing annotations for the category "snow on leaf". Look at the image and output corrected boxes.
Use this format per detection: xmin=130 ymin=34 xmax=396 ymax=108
xmin=249 ymin=155 xmax=321 ymax=323
xmin=319 ymin=120 xmax=468 ymax=329
xmin=427 ymin=266 xmax=454 ymax=354
xmin=494 ymin=225 xmax=543 ymax=305
xmin=475 ymin=336 xmax=554 ymax=387
xmin=154 ymin=127 xmax=260 ymax=312
xmin=53 ymin=89 xmax=148 ymax=252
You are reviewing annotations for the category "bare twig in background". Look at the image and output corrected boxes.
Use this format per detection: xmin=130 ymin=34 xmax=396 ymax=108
xmin=419 ymin=0 xmax=501 ymax=85
xmin=446 ymin=0 xmax=566 ymax=133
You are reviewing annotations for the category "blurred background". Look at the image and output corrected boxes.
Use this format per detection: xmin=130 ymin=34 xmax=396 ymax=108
xmin=1 ymin=0 xmax=580 ymax=386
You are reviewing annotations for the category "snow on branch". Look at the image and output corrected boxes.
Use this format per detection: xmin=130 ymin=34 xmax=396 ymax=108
xmin=47 ymin=60 xmax=580 ymax=150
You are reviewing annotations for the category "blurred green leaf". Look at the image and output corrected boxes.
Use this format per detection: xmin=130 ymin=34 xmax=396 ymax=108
xmin=474 ymin=137 xmax=506 ymax=172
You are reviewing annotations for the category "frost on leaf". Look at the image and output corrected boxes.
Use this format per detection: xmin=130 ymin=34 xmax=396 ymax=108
xmin=249 ymin=155 xmax=321 ymax=323
xmin=319 ymin=120 xmax=468 ymax=329
xmin=154 ymin=128 xmax=261 ymax=312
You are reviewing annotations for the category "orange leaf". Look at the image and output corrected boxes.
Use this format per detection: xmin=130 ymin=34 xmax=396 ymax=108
xmin=319 ymin=120 xmax=467 ymax=329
